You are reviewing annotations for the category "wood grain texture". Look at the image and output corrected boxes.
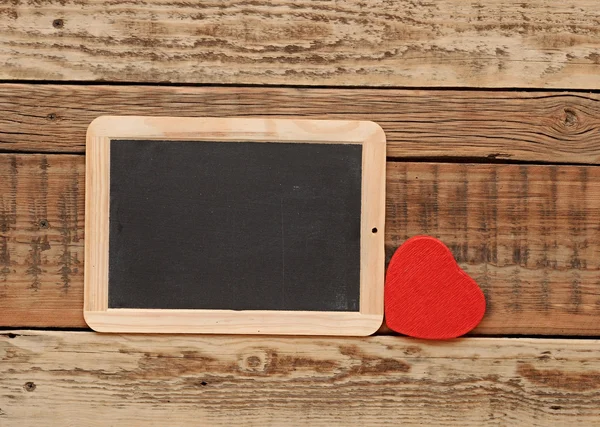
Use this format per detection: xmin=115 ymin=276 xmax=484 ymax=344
xmin=4 ymin=153 xmax=600 ymax=334
xmin=387 ymin=163 xmax=600 ymax=335
xmin=1 ymin=1 xmax=600 ymax=88
xmin=1 ymin=331 xmax=600 ymax=425
xmin=0 ymin=154 xmax=84 ymax=327
xmin=2 ymin=85 xmax=600 ymax=164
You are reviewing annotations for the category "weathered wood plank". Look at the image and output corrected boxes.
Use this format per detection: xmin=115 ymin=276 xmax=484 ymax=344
xmin=0 ymin=154 xmax=84 ymax=327
xmin=3 ymin=154 xmax=600 ymax=334
xmin=1 ymin=1 xmax=599 ymax=88
xmin=386 ymin=163 xmax=600 ymax=335
xmin=1 ymin=331 xmax=599 ymax=425
xmin=3 ymin=85 xmax=600 ymax=164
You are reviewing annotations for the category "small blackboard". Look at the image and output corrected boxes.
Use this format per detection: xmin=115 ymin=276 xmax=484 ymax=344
xmin=84 ymin=117 xmax=386 ymax=336
xmin=109 ymin=139 xmax=362 ymax=311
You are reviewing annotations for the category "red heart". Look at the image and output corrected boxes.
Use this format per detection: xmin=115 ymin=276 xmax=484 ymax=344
xmin=385 ymin=235 xmax=486 ymax=339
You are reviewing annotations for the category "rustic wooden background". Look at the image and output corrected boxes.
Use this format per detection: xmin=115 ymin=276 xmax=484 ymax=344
xmin=1 ymin=1 xmax=600 ymax=425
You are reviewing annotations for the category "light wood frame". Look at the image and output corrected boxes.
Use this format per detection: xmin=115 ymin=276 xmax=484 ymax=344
xmin=85 ymin=116 xmax=386 ymax=335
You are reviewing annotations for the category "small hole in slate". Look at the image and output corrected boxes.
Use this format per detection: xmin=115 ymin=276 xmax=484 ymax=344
xmin=52 ymin=19 xmax=64 ymax=29
xmin=372 ymin=228 xmax=378 ymax=233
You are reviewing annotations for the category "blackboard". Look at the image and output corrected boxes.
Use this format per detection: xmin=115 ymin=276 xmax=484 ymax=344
xmin=84 ymin=117 xmax=386 ymax=335
xmin=109 ymin=139 xmax=362 ymax=311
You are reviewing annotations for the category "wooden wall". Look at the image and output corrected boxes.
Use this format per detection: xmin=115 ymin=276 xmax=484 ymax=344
xmin=1 ymin=1 xmax=600 ymax=425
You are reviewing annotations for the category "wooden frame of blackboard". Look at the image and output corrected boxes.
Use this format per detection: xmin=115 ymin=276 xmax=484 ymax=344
xmin=84 ymin=116 xmax=386 ymax=335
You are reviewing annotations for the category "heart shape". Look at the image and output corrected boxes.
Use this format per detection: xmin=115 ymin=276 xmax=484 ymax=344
xmin=385 ymin=235 xmax=486 ymax=339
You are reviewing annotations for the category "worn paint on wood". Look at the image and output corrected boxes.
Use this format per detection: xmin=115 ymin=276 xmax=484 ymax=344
xmin=2 ymin=85 xmax=600 ymax=164
xmin=0 ymin=155 xmax=84 ymax=327
xmin=1 ymin=331 xmax=599 ymax=425
xmin=3 ymin=154 xmax=600 ymax=334
xmin=1 ymin=1 xmax=600 ymax=88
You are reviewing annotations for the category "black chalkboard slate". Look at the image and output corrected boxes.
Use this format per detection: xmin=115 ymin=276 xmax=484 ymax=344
xmin=84 ymin=117 xmax=385 ymax=335
xmin=108 ymin=139 xmax=362 ymax=312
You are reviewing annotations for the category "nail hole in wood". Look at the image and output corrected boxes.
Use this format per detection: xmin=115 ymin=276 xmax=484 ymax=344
xmin=47 ymin=113 xmax=57 ymax=121
xmin=39 ymin=219 xmax=49 ymax=229
xmin=372 ymin=228 xmax=378 ymax=233
xmin=52 ymin=19 xmax=64 ymax=29
xmin=24 ymin=382 xmax=36 ymax=392
xmin=7 ymin=333 xmax=17 ymax=339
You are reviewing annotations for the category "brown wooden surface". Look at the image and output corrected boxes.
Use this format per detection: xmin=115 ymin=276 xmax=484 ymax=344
xmin=0 ymin=154 xmax=84 ymax=327
xmin=2 ymin=0 xmax=600 ymax=423
xmin=386 ymin=163 xmax=600 ymax=335
xmin=1 ymin=331 xmax=599 ymax=425
xmin=3 ymin=153 xmax=600 ymax=334
xmin=2 ymin=85 xmax=600 ymax=164
xmin=2 ymin=1 xmax=600 ymax=88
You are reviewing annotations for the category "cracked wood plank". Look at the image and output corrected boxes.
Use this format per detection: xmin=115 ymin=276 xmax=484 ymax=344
xmin=2 ymin=154 xmax=600 ymax=334
xmin=1 ymin=331 xmax=599 ymax=425
xmin=1 ymin=1 xmax=599 ymax=88
xmin=2 ymin=85 xmax=600 ymax=163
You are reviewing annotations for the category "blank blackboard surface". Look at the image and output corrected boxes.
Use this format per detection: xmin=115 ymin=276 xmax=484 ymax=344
xmin=109 ymin=139 xmax=362 ymax=311
xmin=84 ymin=117 xmax=386 ymax=336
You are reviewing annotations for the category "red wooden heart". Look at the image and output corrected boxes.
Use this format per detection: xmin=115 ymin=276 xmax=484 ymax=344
xmin=385 ymin=235 xmax=486 ymax=339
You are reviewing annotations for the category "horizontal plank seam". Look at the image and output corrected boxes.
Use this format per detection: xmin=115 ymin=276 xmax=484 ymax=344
xmin=2 ymin=151 xmax=600 ymax=168
xmin=386 ymin=156 xmax=600 ymax=167
xmin=1 ymin=80 xmax=600 ymax=94
xmin=0 ymin=149 xmax=85 ymax=156
xmin=0 ymin=327 xmax=91 ymax=333
xmin=3 ymin=328 xmax=600 ymax=339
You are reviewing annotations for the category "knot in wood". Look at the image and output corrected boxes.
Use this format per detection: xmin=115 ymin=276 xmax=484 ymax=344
xmin=563 ymin=108 xmax=578 ymax=128
xmin=238 ymin=349 xmax=270 ymax=374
